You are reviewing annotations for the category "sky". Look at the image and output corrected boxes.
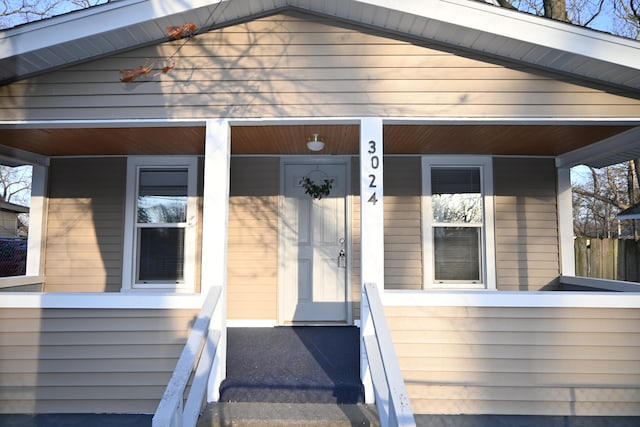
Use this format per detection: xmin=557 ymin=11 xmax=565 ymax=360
xmin=0 ymin=0 xmax=109 ymax=29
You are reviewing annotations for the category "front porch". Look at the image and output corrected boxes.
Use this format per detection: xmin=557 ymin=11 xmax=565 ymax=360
xmin=1 ymin=118 xmax=640 ymax=426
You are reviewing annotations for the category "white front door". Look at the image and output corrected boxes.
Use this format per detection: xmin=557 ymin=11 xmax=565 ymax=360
xmin=281 ymin=162 xmax=348 ymax=323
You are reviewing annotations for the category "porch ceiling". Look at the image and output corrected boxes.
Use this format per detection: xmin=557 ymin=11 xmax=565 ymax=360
xmin=0 ymin=124 xmax=632 ymax=158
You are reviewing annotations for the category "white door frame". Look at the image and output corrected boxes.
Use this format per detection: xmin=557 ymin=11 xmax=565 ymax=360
xmin=278 ymin=156 xmax=353 ymax=325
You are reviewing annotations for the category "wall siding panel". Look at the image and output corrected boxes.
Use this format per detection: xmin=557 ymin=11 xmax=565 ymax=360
xmin=2 ymin=13 xmax=638 ymax=121
xmin=493 ymin=158 xmax=560 ymax=291
xmin=226 ymin=157 xmax=280 ymax=321
xmin=45 ymin=158 xmax=126 ymax=292
xmin=384 ymin=157 xmax=423 ymax=291
xmin=386 ymin=305 xmax=640 ymax=416
xmin=0 ymin=308 xmax=197 ymax=414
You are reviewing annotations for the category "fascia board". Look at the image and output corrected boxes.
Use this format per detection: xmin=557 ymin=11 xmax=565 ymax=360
xmin=356 ymin=0 xmax=640 ymax=71
xmin=0 ymin=0 xmax=237 ymax=58
xmin=1 ymin=0 xmax=639 ymax=85
xmin=556 ymin=126 xmax=640 ymax=168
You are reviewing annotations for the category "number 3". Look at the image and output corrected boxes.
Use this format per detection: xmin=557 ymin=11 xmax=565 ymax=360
xmin=368 ymin=140 xmax=376 ymax=154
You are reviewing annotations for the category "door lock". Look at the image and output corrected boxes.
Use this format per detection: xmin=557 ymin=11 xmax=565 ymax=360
xmin=338 ymin=249 xmax=346 ymax=268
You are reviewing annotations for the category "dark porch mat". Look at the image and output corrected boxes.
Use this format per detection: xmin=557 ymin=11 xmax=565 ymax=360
xmin=219 ymin=326 xmax=364 ymax=404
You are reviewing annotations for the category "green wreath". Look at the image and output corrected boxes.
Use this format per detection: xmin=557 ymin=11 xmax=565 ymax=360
xmin=300 ymin=177 xmax=334 ymax=200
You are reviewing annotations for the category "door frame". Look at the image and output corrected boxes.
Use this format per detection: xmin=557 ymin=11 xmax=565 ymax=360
xmin=278 ymin=156 xmax=353 ymax=325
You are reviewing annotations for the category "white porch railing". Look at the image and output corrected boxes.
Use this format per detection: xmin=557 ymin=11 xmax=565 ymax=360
xmin=362 ymin=282 xmax=416 ymax=427
xmin=0 ymin=275 xmax=44 ymax=291
xmin=152 ymin=286 xmax=224 ymax=427
xmin=560 ymin=275 xmax=640 ymax=292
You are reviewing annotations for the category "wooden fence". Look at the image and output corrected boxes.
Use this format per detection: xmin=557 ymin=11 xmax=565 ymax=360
xmin=574 ymin=237 xmax=640 ymax=282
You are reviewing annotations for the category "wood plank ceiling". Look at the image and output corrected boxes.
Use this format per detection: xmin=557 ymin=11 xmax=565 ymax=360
xmin=0 ymin=124 xmax=632 ymax=157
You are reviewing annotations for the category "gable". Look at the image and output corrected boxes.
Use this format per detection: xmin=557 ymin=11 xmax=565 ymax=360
xmin=1 ymin=12 xmax=638 ymax=124
xmin=1 ymin=0 xmax=639 ymax=93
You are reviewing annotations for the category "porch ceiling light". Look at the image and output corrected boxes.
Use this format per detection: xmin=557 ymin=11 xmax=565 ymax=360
xmin=306 ymin=133 xmax=325 ymax=151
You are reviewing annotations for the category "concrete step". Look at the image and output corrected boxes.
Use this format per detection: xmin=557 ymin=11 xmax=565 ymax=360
xmin=197 ymin=402 xmax=380 ymax=427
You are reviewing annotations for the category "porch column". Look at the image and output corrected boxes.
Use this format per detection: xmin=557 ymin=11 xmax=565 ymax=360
xmin=202 ymin=119 xmax=231 ymax=401
xmin=360 ymin=117 xmax=385 ymax=290
xmin=26 ymin=164 xmax=47 ymax=280
xmin=557 ymin=166 xmax=575 ymax=276
xmin=360 ymin=117 xmax=384 ymax=404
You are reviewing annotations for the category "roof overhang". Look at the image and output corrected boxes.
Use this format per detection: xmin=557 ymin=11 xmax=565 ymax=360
xmin=556 ymin=126 xmax=640 ymax=168
xmin=0 ymin=121 xmax=634 ymax=159
xmin=1 ymin=0 xmax=639 ymax=91
xmin=618 ymin=203 xmax=640 ymax=220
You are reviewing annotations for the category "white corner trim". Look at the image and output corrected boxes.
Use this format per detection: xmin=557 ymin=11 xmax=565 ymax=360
xmin=381 ymin=290 xmax=640 ymax=308
xmin=0 ymin=292 xmax=205 ymax=309
xmin=557 ymin=167 xmax=575 ymax=276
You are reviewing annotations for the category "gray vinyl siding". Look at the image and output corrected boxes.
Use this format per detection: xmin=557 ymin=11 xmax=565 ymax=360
xmin=386 ymin=305 xmax=640 ymax=416
xmin=227 ymin=157 xmax=280 ymax=320
xmin=384 ymin=157 xmax=422 ymax=290
xmin=45 ymin=158 xmax=126 ymax=292
xmin=1 ymin=12 xmax=639 ymax=121
xmin=493 ymin=158 xmax=560 ymax=291
xmin=0 ymin=307 xmax=197 ymax=413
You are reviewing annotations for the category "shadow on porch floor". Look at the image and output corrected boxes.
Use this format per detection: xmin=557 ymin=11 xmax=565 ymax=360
xmin=219 ymin=326 xmax=364 ymax=404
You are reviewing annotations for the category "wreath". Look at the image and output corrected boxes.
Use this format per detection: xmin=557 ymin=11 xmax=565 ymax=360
xmin=300 ymin=177 xmax=334 ymax=200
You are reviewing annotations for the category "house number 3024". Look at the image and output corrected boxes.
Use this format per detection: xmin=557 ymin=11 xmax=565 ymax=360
xmin=367 ymin=140 xmax=380 ymax=205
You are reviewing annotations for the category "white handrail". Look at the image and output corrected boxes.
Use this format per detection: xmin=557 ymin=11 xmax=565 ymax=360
xmin=152 ymin=286 xmax=222 ymax=427
xmin=362 ymin=282 xmax=416 ymax=427
xmin=560 ymin=275 xmax=640 ymax=292
xmin=0 ymin=275 xmax=44 ymax=290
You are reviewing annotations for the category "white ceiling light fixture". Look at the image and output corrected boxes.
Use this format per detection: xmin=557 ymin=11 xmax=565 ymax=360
xmin=306 ymin=133 xmax=325 ymax=151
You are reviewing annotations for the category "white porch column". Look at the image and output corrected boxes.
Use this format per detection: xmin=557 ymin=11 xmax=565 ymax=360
xmin=26 ymin=164 xmax=48 ymax=281
xmin=202 ymin=119 xmax=231 ymax=402
xmin=360 ymin=117 xmax=384 ymax=404
xmin=360 ymin=117 xmax=385 ymax=289
xmin=557 ymin=166 xmax=575 ymax=276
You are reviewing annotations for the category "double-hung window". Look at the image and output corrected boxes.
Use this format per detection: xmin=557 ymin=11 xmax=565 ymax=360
xmin=422 ymin=156 xmax=495 ymax=289
xmin=122 ymin=157 xmax=198 ymax=292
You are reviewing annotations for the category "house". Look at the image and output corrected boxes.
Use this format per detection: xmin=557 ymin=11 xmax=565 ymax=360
xmin=0 ymin=201 xmax=28 ymax=237
xmin=0 ymin=0 xmax=639 ymax=424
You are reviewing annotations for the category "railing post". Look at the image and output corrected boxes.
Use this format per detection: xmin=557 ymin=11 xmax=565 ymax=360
xmin=363 ymin=282 xmax=416 ymax=427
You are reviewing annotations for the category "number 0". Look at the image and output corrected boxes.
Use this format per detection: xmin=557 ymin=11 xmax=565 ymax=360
xmin=371 ymin=156 xmax=379 ymax=169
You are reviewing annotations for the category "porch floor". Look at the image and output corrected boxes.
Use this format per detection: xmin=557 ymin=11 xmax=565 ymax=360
xmin=219 ymin=326 xmax=364 ymax=404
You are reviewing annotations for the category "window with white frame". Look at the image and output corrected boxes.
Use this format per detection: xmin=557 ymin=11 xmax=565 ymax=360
xmin=122 ymin=157 xmax=198 ymax=292
xmin=422 ymin=156 xmax=495 ymax=289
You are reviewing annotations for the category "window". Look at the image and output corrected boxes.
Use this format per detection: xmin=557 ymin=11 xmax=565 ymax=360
xmin=422 ymin=156 xmax=495 ymax=289
xmin=122 ymin=157 xmax=197 ymax=291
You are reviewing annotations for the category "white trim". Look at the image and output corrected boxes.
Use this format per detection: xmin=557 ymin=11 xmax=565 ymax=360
xmin=557 ymin=167 xmax=575 ymax=276
xmin=381 ymin=289 xmax=640 ymax=308
xmin=0 ymin=292 xmax=204 ymax=309
xmin=25 ymin=164 xmax=47 ymax=277
xmin=2 ymin=118 xmax=639 ymax=133
xmin=359 ymin=0 xmax=640 ymax=68
xmin=421 ymin=155 xmax=496 ymax=290
xmin=122 ymin=156 xmax=198 ymax=292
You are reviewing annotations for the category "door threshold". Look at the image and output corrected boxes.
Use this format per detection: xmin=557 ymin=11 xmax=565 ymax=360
xmin=282 ymin=321 xmax=352 ymax=327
